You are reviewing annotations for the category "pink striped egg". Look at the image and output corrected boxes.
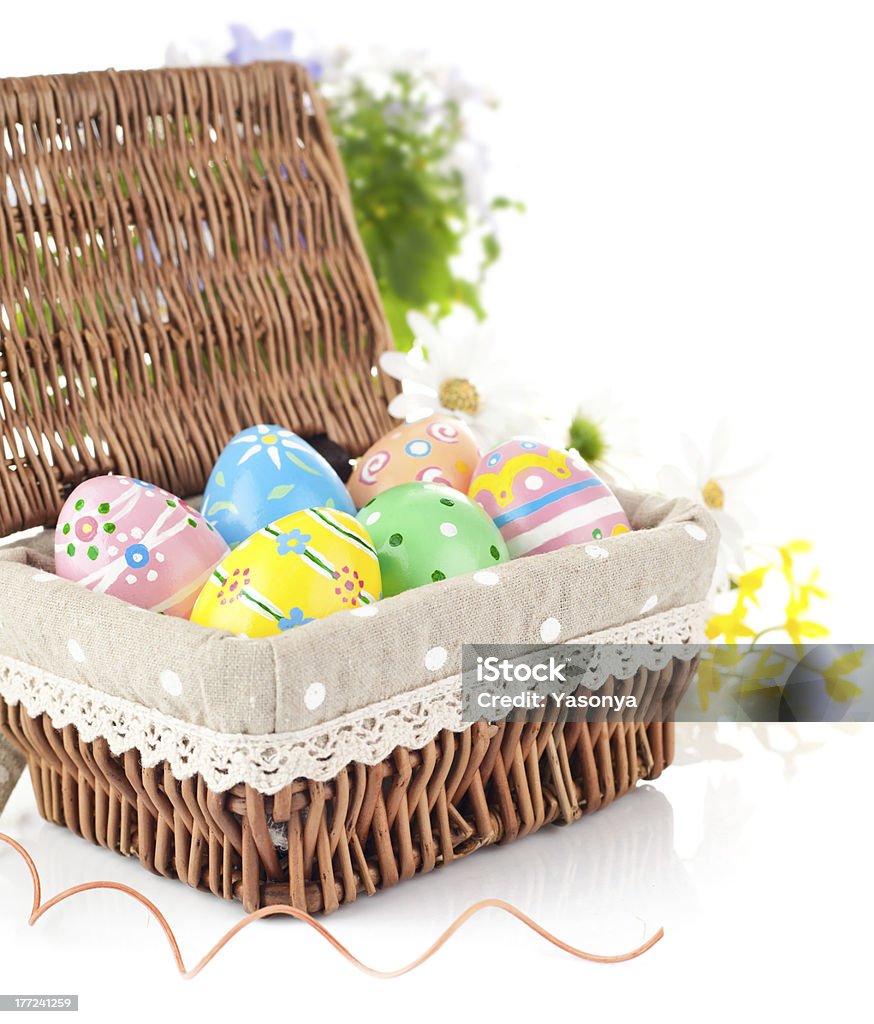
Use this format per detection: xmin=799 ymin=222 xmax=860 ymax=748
xmin=468 ymin=439 xmax=631 ymax=557
xmin=55 ymin=475 xmax=229 ymax=617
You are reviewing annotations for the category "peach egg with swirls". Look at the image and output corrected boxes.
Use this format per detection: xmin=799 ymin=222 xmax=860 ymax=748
xmin=347 ymin=415 xmax=480 ymax=508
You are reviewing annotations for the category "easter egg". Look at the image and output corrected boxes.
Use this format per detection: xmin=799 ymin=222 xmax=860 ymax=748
xmin=55 ymin=475 xmax=229 ymax=616
xmin=348 ymin=415 xmax=480 ymax=508
xmin=468 ymin=438 xmax=631 ymax=557
xmin=357 ymin=482 xmax=509 ymax=597
xmin=202 ymin=424 xmax=356 ymax=549
xmin=190 ymin=508 xmax=381 ymax=637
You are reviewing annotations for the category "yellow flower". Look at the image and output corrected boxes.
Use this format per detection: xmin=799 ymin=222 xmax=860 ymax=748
xmin=736 ymin=566 xmax=769 ymax=605
xmin=752 ymin=649 xmax=787 ymax=681
xmin=807 ymin=649 xmax=865 ymax=702
xmin=706 ymin=603 xmax=756 ymax=644
xmin=796 ymin=569 xmax=827 ymax=612
xmin=657 ymin=423 xmax=762 ymax=592
xmin=696 ymin=656 xmax=724 ymax=711
xmin=778 ymin=539 xmax=813 ymax=583
xmin=712 ymin=647 xmax=749 ymax=667
xmin=823 ymin=650 xmax=865 ymax=676
xmin=784 ymin=564 xmax=829 ymax=647
xmin=784 ymin=617 xmax=829 ymax=647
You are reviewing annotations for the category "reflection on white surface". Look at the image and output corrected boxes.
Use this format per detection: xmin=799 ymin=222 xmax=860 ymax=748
xmin=349 ymin=782 xmax=695 ymax=951
xmin=675 ymin=720 xmax=864 ymax=775
xmin=0 ymin=772 xmax=690 ymax=952
xmin=1 ymin=724 xmax=873 ymax=1022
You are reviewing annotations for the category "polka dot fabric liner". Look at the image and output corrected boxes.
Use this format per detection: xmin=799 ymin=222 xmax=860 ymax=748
xmin=0 ymin=488 xmax=717 ymax=800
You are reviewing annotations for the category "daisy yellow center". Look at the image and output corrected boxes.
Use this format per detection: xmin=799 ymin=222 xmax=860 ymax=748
xmin=702 ymin=478 xmax=725 ymax=510
xmin=262 ymin=434 xmax=278 ymax=444
xmin=439 ymin=377 xmax=479 ymax=415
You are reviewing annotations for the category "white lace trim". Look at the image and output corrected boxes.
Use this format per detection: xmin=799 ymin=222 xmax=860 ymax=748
xmin=0 ymin=603 xmax=704 ymax=793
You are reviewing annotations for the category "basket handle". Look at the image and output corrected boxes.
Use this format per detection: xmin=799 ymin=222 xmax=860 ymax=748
xmin=0 ymin=736 xmax=25 ymax=816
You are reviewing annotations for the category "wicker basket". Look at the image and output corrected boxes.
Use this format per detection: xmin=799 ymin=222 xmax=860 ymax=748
xmin=0 ymin=679 xmax=694 ymax=914
xmin=0 ymin=62 xmax=709 ymax=915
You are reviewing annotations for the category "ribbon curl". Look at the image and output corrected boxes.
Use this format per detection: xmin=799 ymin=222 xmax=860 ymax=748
xmin=0 ymin=831 xmax=663 ymax=979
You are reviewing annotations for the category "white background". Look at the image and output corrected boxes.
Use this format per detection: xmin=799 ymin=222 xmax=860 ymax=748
xmin=3 ymin=0 xmax=872 ymax=631
xmin=2 ymin=2 xmax=873 ymax=1020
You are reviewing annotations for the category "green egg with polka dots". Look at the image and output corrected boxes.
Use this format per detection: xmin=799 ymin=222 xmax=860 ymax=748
xmin=357 ymin=482 xmax=510 ymax=597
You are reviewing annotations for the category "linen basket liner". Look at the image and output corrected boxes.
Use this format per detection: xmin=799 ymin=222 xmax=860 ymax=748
xmin=0 ymin=489 xmax=717 ymax=801
xmin=0 ymin=605 xmax=704 ymax=800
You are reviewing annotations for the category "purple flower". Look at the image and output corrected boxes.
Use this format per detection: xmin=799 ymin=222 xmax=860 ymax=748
xmin=226 ymin=24 xmax=323 ymax=79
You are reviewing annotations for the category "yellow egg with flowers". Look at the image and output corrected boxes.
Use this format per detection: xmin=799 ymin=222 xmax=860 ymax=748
xmin=190 ymin=508 xmax=381 ymax=637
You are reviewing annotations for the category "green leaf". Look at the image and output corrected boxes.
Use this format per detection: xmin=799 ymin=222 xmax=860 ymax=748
xmin=452 ymin=279 xmax=486 ymax=320
xmin=323 ymin=65 xmax=522 ymax=339
xmin=491 ymin=195 xmax=526 ymax=213
xmin=268 ymin=484 xmax=296 ymax=500
xmin=215 ymin=470 xmax=225 ymax=488
xmin=386 ymin=226 xmax=454 ymax=307
xmin=481 ymin=233 xmax=501 ymax=269
xmin=381 ymin=289 xmax=416 ymax=351
xmin=284 ymin=451 xmax=321 ymax=475
xmin=207 ymin=500 xmax=237 ymax=516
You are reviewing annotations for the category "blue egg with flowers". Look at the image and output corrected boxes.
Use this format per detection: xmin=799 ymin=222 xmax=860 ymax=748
xmin=202 ymin=424 xmax=356 ymax=548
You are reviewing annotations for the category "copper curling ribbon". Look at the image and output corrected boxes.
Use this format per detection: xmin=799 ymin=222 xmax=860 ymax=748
xmin=0 ymin=831 xmax=663 ymax=979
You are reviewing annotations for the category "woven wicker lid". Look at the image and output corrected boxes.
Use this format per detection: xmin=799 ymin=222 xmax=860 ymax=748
xmin=0 ymin=62 xmax=395 ymax=536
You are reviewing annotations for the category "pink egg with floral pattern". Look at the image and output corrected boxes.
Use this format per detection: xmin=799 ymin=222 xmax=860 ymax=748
xmin=468 ymin=438 xmax=632 ymax=557
xmin=348 ymin=415 xmax=480 ymax=508
xmin=55 ymin=475 xmax=229 ymax=616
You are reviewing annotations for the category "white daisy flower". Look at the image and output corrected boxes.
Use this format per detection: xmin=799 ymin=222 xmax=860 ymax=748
xmin=442 ymin=138 xmax=492 ymax=221
xmin=425 ymin=64 xmax=494 ymax=106
xmin=310 ymin=45 xmax=354 ymax=86
xmin=568 ymin=389 xmax=643 ymax=487
xmin=657 ymin=421 xmax=764 ymax=592
xmin=231 ymin=426 xmax=306 ymax=471
xmin=379 ymin=309 xmax=546 ymax=449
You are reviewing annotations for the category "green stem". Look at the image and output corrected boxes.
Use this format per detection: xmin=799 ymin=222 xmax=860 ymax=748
xmin=749 ymin=625 xmax=786 ymax=646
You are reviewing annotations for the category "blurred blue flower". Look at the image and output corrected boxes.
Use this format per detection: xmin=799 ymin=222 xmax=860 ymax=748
xmin=278 ymin=607 xmax=315 ymax=631
xmin=226 ymin=24 xmax=323 ymax=79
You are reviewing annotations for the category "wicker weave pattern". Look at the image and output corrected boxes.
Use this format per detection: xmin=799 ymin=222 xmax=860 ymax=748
xmin=0 ymin=658 xmax=694 ymax=913
xmin=0 ymin=63 xmax=393 ymax=536
xmin=0 ymin=63 xmax=702 ymax=916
